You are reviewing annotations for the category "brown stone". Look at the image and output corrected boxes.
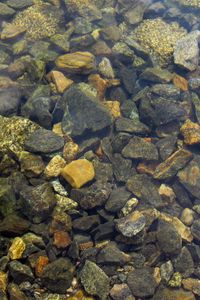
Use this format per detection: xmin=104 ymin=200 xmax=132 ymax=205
xmin=35 ymin=256 xmax=49 ymax=277
xmin=88 ymin=74 xmax=109 ymax=101
xmin=79 ymin=241 xmax=94 ymax=251
xmin=153 ymin=267 xmax=161 ymax=285
xmin=0 ymin=271 xmax=7 ymax=292
xmin=182 ymin=278 xmax=200 ymax=296
xmin=47 ymin=70 xmax=74 ymax=93
xmin=50 ymin=212 xmax=72 ymax=234
xmin=8 ymin=283 xmax=27 ymax=300
xmin=68 ymin=289 xmax=95 ymax=300
xmin=103 ymin=101 xmax=121 ymax=119
xmin=9 ymin=237 xmax=26 ymax=260
xmin=155 ymin=288 xmax=195 ymax=300
xmin=158 ymin=184 xmax=176 ymax=204
xmin=63 ymin=140 xmax=79 ymax=163
xmin=55 ymin=51 xmax=96 ymax=74
xmin=137 ymin=161 xmax=158 ymax=175
xmin=61 ymin=159 xmax=95 ymax=188
xmin=0 ymin=76 xmax=18 ymax=89
xmin=19 ymin=151 xmax=45 ymax=177
xmin=53 ymin=230 xmax=71 ymax=248
xmin=44 ymin=155 xmax=66 ymax=178
xmin=1 ymin=23 xmax=25 ymax=39
xmin=92 ymin=40 xmax=112 ymax=56
xmin=180 ymin=119 xmax=200 ymax=145
xmin=173 ymin=74 xmax=188 ymax=91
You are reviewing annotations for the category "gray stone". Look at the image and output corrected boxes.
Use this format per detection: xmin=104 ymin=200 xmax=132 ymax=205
xmin=115 ymin=117 xmax=150 ymax=134
xmin=140 ymin=67 xmax=173 ymax=83
xmin=191 ymin=220 xmax=200 ymax=241
xmin=173 ymin=246 xmax=194 ymax=278
xmin=115 ymin=211 xmax=146 ymax=237
xmin=9 ymin=261 xmax=34 ymax=284
xmin=0 ymin=3 xmax=15 ymax=16
xmin=72 ymin=215 xmax=100 ymax=232
xmin=7 ymin=0 xmax=33 ymax=9
xmin=0 ymin=178 xmax=16 ymax=218
xmin=160 ymin=260 xmax=174 ymax=283
xmin=105 ymin=187 xmax=131 ymax=213
xmin=0 ymin=87 xmax=21 ymax=116
xmin=112 ymin=153 xmax=135 ymax=183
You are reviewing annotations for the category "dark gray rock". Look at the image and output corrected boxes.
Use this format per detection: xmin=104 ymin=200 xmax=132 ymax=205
xmin=112 ymin=153 xmax=135 ymax=182
xmin=41 ymin=258 xmax=75 ymax=294
xmin=96 ymin=242 xmax=130 ymax=266
xmin=72 ymin=215 xmax=100 ymax=232
xmin=111 ymin=133 xmax=131 ymax=153
xmin=191 ymin=92 xmax=200 ymax=123
xmin=92 ymin=221 xmax=115 ymax=241
xmin=173 ymin=181 xmax=193 ymax=208
xmin=105 ymin=187 xmax=131 ymax=213
xmin=150 ymin=84 xmax=180 ymax=99
xmin=20 ymin=183 xmax=56 ymax=223
xmin=173 ymin=246 xmax=194 ymax=278
xmin=119 ymin=66 xmax=136 ymax=94
xmin=9 ymin=261 xmax=34 ymax=284
xmin=7 ymin=0 xmax=33 ymax=8
xmin=122 ymin=136 xmax=158 ymax=161
xmin=62 ymin=85 xmax=112 ymax=137
xmin=115 ymin=117 xmax=150 ymax=134
xmin=191 ymin=220 xmax=200 ymax=241
xmin=160 ymin=260 xmax=174 ymax=283
xmin=127 ymin=267 xmax=157 ymax=298
xmin=140 ymin=67 xmax=173 ymax=83
xmin=157 ymin=220 xmax=182 ymax=255
xmin=79 ymin=260 xmax=110 ymax=300
xmin=156 ymin=136 xmax=177 ymax=161
xmin=24 ymin=128 xmax=64 ymax=154
xmin=0 ymin=178 xmax=16 ymax=218
xmin=0 ymin=88 xmax=21 ymax=116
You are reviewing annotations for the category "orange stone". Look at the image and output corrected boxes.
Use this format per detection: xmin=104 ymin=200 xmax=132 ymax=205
xmin=88 ymin=74 xmax=109 ymax=101
xmin=173 ymin=74 xmax=188 ymax=91
xmin=53 ymin=230 xmax=71 ymax=248
xmin=180 ymin=119 xmax=200 ymax=145
xmin=47 ymin=70 xmax=74 ymax=93
xmin=35 ymin=256 xmax=49 ymax=277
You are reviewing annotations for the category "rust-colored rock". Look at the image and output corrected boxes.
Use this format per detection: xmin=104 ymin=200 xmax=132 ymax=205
xmin=8 ymin=237 xmax=26 ymax=260
xmin=180 ymin=119 xmax=200 ymax=145
xmin=44 ymin=155 xmax=66 ymax=178
xmin=63 ymin=140 xmax=79 ymax=163
xmin=35 ymin=256 xmax=49 ymax=277
xmin=88 ymin=74 xmax=109 ymax=101
xmin=55 ymin=51 xmax=96 ymax=74
xmin=103 ymin=101 xmax=121 ymax=119
xmin=47 ymin=70 xmax=74 ymax=93
xmin=173 ymin=74 xmax=188 ymax=91
xmin=50 ymin=212 xmax=72 ymax=234
xmin=53 ymin=230 xmax=71 ymax=248
xmin=61 ymin=159 xmax=95 ymax=188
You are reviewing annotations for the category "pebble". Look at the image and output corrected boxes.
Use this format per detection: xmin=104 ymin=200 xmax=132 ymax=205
xmin=180 ymin=208 xmax=194 ymax=226
xmin=0 ymin=271 xmax=7 ymax=292
xmin=44 ymin=155 xmax=66 ymax=178
xmin=53 ymin=231 xmax=71 ymax=248
xmin=180 ymin=119 xmax=200 ymax=145
xmin=8 ymin=237 xmax=26 ymax=260
xmin=35 ymin=256 xmax=49 ymax=277
xmin=98 ymin=57 xmax=115 ymax=79
xmin=47 ymin=70 xmax=73 ymax=93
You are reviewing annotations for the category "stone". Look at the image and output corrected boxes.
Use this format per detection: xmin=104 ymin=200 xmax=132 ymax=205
xmin=0 ymin=214 xmax=30 ymax=235
xmin=25 ymin=128 xmax=64 ymax=154
xmin=0 ymin=87 xmax=21 ymax=117
xmin=112 ymin=153 xmax=134 ymax=183
xmin=127 ymin=267 xmax=157 ymax=298
xmin=150 ymin=83 xmax=180 ymax=99
xmin=7 ymin=282 xmax=27 ymax=300
xmin=7 ymin=0 xmax=33 ymax=9
xmin=182 ymin=278 xmax=200 ymax=296
xmin=103 ymin=101 xmax=121 ymax=119
xmin=53 ymin=231 xmax=71 ymax=248
xmin=19 ymin=151 xmax=45 ymax=177
xmin=51 ymin=179 xmax=68 ymax=196
xmin=174 ymin=30 xmax=200 ymax=71
xmin=20 ymin=183 xmax=56 ymax=223
xmin=115 ymin=117 xmax=150 ymax=134
xmin=79 ymin=260 xmax=110 ymax=300
xmin=98 ymin=57 xmax=115 ymax=79
xmin=67 ymin=290 xmax=94 ymax=300
xmin=180 ymin=119 xmax=200 ymax=145
xmin=88 ymin=74 xmax=109 ymax=101
xmin=8 ymin=237 xmax=26 ymax=260
xmin=122 ymin=136 xmax=158 ymax=161
xmin=44 ymin=155 xmax=66 ymax=178
xmin=140 ymin=67 xmax=173 ymax=83
xmin=41 ymin=258 xmax=75 ymax=293
xmin=61 ymin=159 xmax=95 ymax=189
xmin=0 ymin=178 xmax=16 ymax=218
xmin=191 ymin=219 xmax=200 ymax=241
xmin=55 ymin=51 xmax=96 ymax=74
xmin=35 ymin=256 xmax=49 ymax=277
xmin=54 ymin=195 xmax=78 ymax=212
xmin=115 ymin=211 xmax=146 ymax=237
xmin=62 ymin=85 xmax=112 ymax=137
xmin=121 ymin=198 xmax=139 ymax=217
xmin=153 ymin=287 xmax=195 ymax=300
xmin=110 ymin=283 xmax=134 ymax=300
xmin=63 ymin=140 xmax=79 ymax=163
xmin=1 ymin=23 xmax=25 ymax=40
xmin=73 ymin=215 xmax=100 ymax=232
xmin=156 ymin=136 xmax=177 ymax=161
xmin=159 ymin=184 xmax=176 ymax=204
xmin=105 ymin=187 xmax=131 ymax=213
xmin=9 ymin=261 xmax=34 ymax=284
xmin=160 ymin=260 xmax=174 ymax=283
xmin=173 ymin=246 xmax=194 ymax=277
xmin=153 ymin=149 xmax=193 ymax=180
xmin=0 ymin=3 xmax=15 ymax=16
xmin=50 ymin=211 xmax=72 ymax=234
xmin=0 ymin=271 xmax=7 ymax=292
xmin=173 ymin=74 xmax=188 ymax=91
xmin=157 ymin=220 xmax=182 ymax=255
xmin=168 ymin=272 xmax=182 ymax=287
xmin=181 ymin=208 xmax=194 ymax=226
xmin=47 ymin=71 xmax=73 ymax=93
xmin=97 ymin=242 xmax=131 ymax=266
xmin=191 ymin=92 xmax=200 ymax=123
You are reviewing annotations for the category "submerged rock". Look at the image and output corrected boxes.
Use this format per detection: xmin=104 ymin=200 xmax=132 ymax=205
xmin=115 ymin=211 xmax=146 ymax=237
xmin=180 ymin=119 xmax=200 ymax=145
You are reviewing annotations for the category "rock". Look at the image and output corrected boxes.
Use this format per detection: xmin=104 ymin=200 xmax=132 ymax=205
xmin=98 ymin=57 xmax=115 ymax=79
xmin=124 ymin=2 xmax=147 ymax=25
xmin=157 ymin=220 xmax=182 ymax=255
xmin=97 ymin=242 xmax=131 ymax=266
xmin=68 ymin=290 xmax=94 ymax=300
xmin=150 ymin=84 xmax=180 ymax=99
xmin=7 ymin=0 xmax=33 ymax=9
xmin=0 ymin=87 xmax=21 ymax=117
xmin=47 ymin=71 xmax=73 ymax=93
xmin=73 ymin=215 xmax=100 ymax=232
xmin=61 ymin=159 xmax=95 ymax=189
xmin=110 ymin=283 xmax=135 ymax=300
xmin=0 ymin=214 xmax=30 ymax=235
xmin=41 ymin=258 xmax=75 ymax=293
xmin=20 ymin=183 xmax=56 ymax=223
xmin=174 ymin=30 xmax=200 ymax=71
xmin=112 ymin=153 xmax=134 ymax=183
xmin=181 ymin=208 xmax=194 ymax=226
xmin=54 ymin=194 xmax=78 ymax=212
xmin=9 ymin=261 xmax=34 ymax=284
xmin=51 ymin=179 xmax=68 ymax=197
xmin=44 ymin=155 xmax=66 ymax=178
xmin=121 ymin=198 xmax=139 ymax=217
xmin=126 ymin=174 xmax=163 ymax=208
xmin=182 ymin=278 xmax=200 ymax=296
xmin=53 ymin=231 xmax=71 ymax=248
xmin=180 ymin=119 xmax=200 ymax=145
xmin=127 ymin=267 xmax=157 ymax=298
xmin=103 ymin=101 xmax=121 ymax=119
xmin=159 ymin=184 xmax=176 ymax=204
xmin=50 ymin=211 xmax=72 ymax=234
xmin=153 ymin=287 xmax=195 ymax=300
xmin=140 ymin=67 xmax=173 ymax=83
xmin=115 ymin=211 xmax=146 ymax=237
xmin=79 ymin=260 xmax=110 ymax=300
xmin=160 ymin=260 xmax=174 ymax=283
xmin=105 ymin=187 xmax=131 ymax=213
xmin=0 ymin=3 xmax=15 ymax=16
xmin=63 ymin=140 xmax=79 ymax=163
xmin=173 ymin=246 xmax=194 ymax=278
xmin=62 ymin=85 xmax=112 ymax=137
xmin=191 ymin=220 xmax=200 ymax=241
xmin=1 ymin=23 xmax=25 ymax=40
xmin=168 ymin=272 xmax=182 ymax=287
xmin=122 ymin=136 xmax=158 ymax=161
xmin=35 ymin=256 xmax=49 ymax=277
xmin=115 ymin=117 xmax=150 ymax=134
xmin=19 ymin=151 xmax=45 ymax=177
xmin=156 ymin=136 xmax=177 ymax=161
xmin=88 ymin=74 xmax=109 ymax=101
xmin=173 ymin=74 xmax=188 ymax=91
xmin=0 ymin=271 xmax=7 ymax=292
xmin=55 ymin=51 xmax=96 ymax=74
xmin=178 ymin=155 xmax=200 ymax=199
xmin=191 ymin=92 xmax=200 ymax=123
xmin=24 ymin=128 xmax=64 ymax=154
xmin=7 ymin=282 xmax=27 ymax=300
xmin=153 ymin=148 xmax=193 ymax=180
xmin=0 ymin=178 xmax=16 ymax=218
xmin=8 ymin=237 xmax=26 ymax=260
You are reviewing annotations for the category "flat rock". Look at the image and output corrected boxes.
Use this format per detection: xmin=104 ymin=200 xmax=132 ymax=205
xmin=24 ymin=128 xmax=64 ymax=154
xmin=0 ymin=3 xmax=15 ymax=16
xmin=140 ymin=67 xmax=173 ymax=83
xmin=9 ymin=261 xmax=34 ymax=284
xmin=115 ymin=117 xmax=150 ymax=134
xmin=153 ymin=287 xmax=195 ymax=300
xmin=115 ymin=211 xmax=146 ymax=237
xmin=73 ymin=215 xmax=100 ymax=232
xmin=110 ymin=284 xmax=135 ymax=300
xmin=122 ymin=136 xmax=158 ymax=161
xmin=105 ymin=187 xmax=131 ymax=213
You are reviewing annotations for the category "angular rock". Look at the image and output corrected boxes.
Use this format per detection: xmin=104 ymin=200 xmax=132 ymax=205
xmin=97 ymin=242 xmax=131 ymax=266
xmin=0 ymin=178 xmax=16 ymax=218
xmin=115 ymin=117 xmax=150 ymax=134
xmin=24 ymin=128 xmax=64 ymax=154
xmin=153 ymin=148 xmax=193 ymax=180
xmin=153 ymin=287 xmax=195 ymax=300
xmin=47 ymin=71 xmax=73 ymax=93
xmin=180 ymin=119 xmax=200 ymax=145
xmin=115 ymin=211 xmax=146 ymax=237
xmin=0 ymin=87 xmax=21 ymax=116
xmin=19 ymin=151 xmax=45 ymax=178
xmin=0 ymin=3 xmax=15 ymax=16
xmin=98 ymin=57 xmax=115 ymax=79
xmin=112 ymin=153 xmax=134 ymax=183
xmin=0 ymin=214 xmax=30 ymax=235
xmin=160 ymin=260 xmax=174 ymax=283
xmin=7 ymin=0 xmax=33 ymax=9
xmin=41 ymin=258 xmax=75 ymax=293
xmin=182 ymin=278 xmax=200 ymax=296
xmin=73 ymin=215 xmax=100 ymax=232
xmin=7 ymin=283 xmax=27 ymax=300
xmin=122 ymin=136 xmax=158 ymax=161
xmin=9 ymin=261 xmax=34 ymax=284
xmin=105 ymin=187 xmax=131 ymax=213
xmin=8 ymin=237 xmax=26 ymax=260
xmin=44 ymin=155 xmax=66 ymax=178
xmin=53 ymin=231 xmax=71 ymax=249
xmin=79 ymin=260 xmax=110 ymax=300
xmin=173 ymin=246 xmax=194 ymax=278
xmin=156 ymin=135 xmax=177 ymax=161
xmin=191 ymin=220 xmax=200 ymax=241
xmin=140 ymin=67 xmax=173 ymax=83
xmin=110 ymin=283 xmax=134 ymax=300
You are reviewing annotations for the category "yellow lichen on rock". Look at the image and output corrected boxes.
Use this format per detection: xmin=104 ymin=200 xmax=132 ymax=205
xmin=44 ymin=155 xmax=66 ymax=178
xmin=61 ymin=159 xmax=95 ymax=188
xmin=9 ymin=237 xmax=26 ymax=260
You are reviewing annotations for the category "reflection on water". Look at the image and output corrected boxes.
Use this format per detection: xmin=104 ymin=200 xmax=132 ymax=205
xmin=1 ymin=0 xmax=200 ymax=299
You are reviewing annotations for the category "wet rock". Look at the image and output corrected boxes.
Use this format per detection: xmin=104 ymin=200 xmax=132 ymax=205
xmin=140 ymin=67 xmax=173 ymax=83
xmin=19 ymin=151 xmax=45 ymax=177
xmin=73 ymin=215 xmax=100 ymax=232
xmin=0 ymin=271 xmax=7 ymax=292
xmin=191 ymin=220 xmax=200 ymax=241
xmin=157 ymin=220 xmax=182 ymax=255
xmin=98 ymin=57 xmax=115 ymax=79
xmin=178 ymin=155 xmax=200 ymax=199
xmin=0 ymin=3 xmax=15 ymax=16
xmin=150 ymin=84 xmax=180 ymax=99
xmin=63 ymin=140 xmax=79 ymax=163
xmin=115 ymin=211 xmax=146 ymax=237
xmin=110 ymin=283 xmax=134 ymax=300
xmin=111 ymin=133 xmax=131 ymax=153
xmin=7 ymin=282 xmax=27 ymax=300
xmin=122 ymin=136 xmax=158 ymax=161
xmin=182 ymin=278 xmax=200 ymax=296
xmin=0 ymin=87 xmax=21 ymax=116
xmin=159 ymin=184 xmax=176 ymax=204
xmin=8 ymin=237 xmax=26 ymax=260
xmin=47 ymin=71 xmax=73 ymax=93
xmin=61 ymin=159 xmax=95 ymax=189
xmin=105 ymin=187 xmax=131 ymax=213
xmin=174 ymin=30 xmax=200 ymax=71
xmin=56 ymin=51 xmax=96 ymax=74
xmin=0 ymin=214 xmax=30 ymax=235
xmin=168 ymin=272 xmax=182 ymax=287
xmin=62 ymin=85 xmax=112 ymax=137
xmin=41 ymin=258 xmax=75 ymax=293
xmin=44 ymin=155 xmax=66 ymax=178
xmin=191 ymin=92 xmax=200 ymax=123
xmin=104 ymin=101 xmax=121 ymax=119
xmin=1 ymin=23 xmax=25 ymax=40
xmin=7 ymin=0 xmax=33 ymax=9
xmin=160 ymin=260 xmax=174 ymax=283
xmin=115 ymin=117 xmax=150 ymax=134
xmin=9 ymin=261 xmax=34 ymax=284
xmin=124 ymin=2 xmax=147 ymax=25
xmin=180 ymin=119 xmax=200 ymax=145
xmin=20 ymin=183 xmax=56 ymax=223
xmin=153 ymin=149 xmax=193 ymax=180
xmin=51 ymin=179 xmax=68 ymax=197
xmin=173 ymin=246 xmax=194 ymax=278
xmin=97 ymin=242 xmax=130 ymax=266
xmin=79 ymin=260 xmax=110 ymax=300
xmin=0 ymin=178 xmax=16 ymax=218
xmin=53 ymin=231 xmax=71 ymax=249
xmin=112 ymin=153 xmax=134 ymax=183
xmin=156 ymin=136 xmax=177 ymax=161
xmin=181 ymin=208 xmax=194 ymax=226
xmin=120 ymin=198 xmax=139 ymax=217
xmin=127 ymin=267 xmax=157 ymax=298
xmin=153 ymin=287 xmax=195 ymax=300
xmin=25 ymin=128 xmax=64 ymax=154
xmin=173 ymin=74 xmax=188 ymax=91
xmin=126 ymin=174 xmax=163 ymax=208
xmin=50 ymin=211 xmax=72 ymax=234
